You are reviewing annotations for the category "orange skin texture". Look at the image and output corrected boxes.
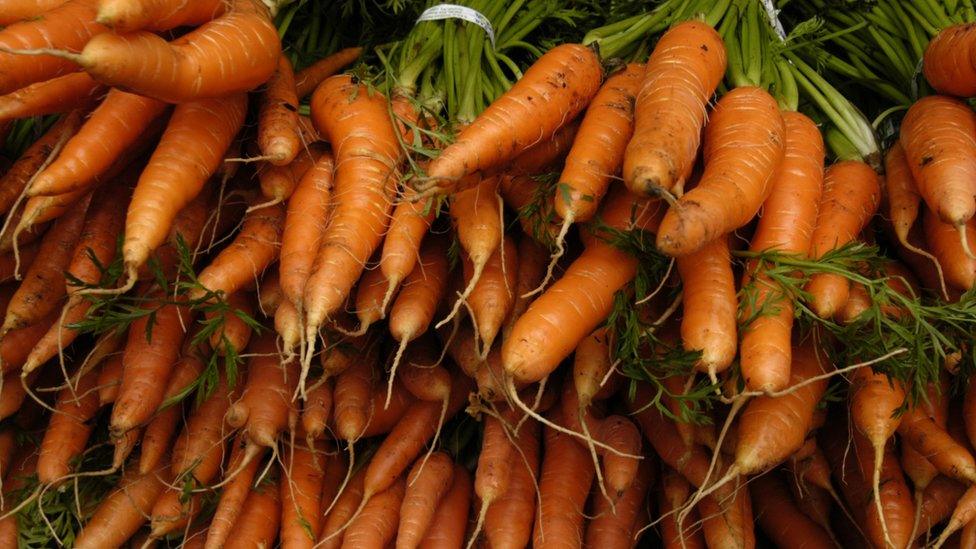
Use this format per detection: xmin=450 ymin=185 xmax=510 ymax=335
xmin=421 ymin=43 xmax=602 ymax=193
xmin=585 ymin=459 xmax=653 ymax=549
xmin=389 ymin=235 xmax=450 ymax=343
xmin=923 ymin=23 xmax=976 ymax=97
xmin=138 ymin=350 xmax=205 ymax=474
xmin=317 ymin=467 xmax=366 ymax=549
xmin=699 ymin=480 xmax=755 ymax=549
xmin=302 ymin=377 xmax=333 ymax=441
xmin=37 ymin=367 xmax=100 ymax=483
xmin=557 ymin=62 xmax=643 ymax=223
xmin=451 ymin=175 xmax=502 ymax=269
xmin=476 ymin=413 xmax=515 ymax=510
xmin=30 ymin=89 xmax=169 ymax=196
xmin=624 ymin=20 xmax=727 ymax=197
xmin=209 ymin=291 xmax=255 ymax=355
xmin=171 ymin=375 xmax=235 ymax=481
xmin=0 ymin=72 xmax=103 ymax=120
xmin=81 ymin=0 xmax=277 ymax=103
xmin=851 ymin=429 xmax=915 ymax=549
xmin=485 ymin=420 xmax=540 ymax=549
xmin=678 ymin=234 xmax=737 ymax=375
xmin=205 ymin=437 xmax=264 ymax=549
xmin=0 ymin=310 xmax=57 ymax=374
xmin=353 ymin=262 xmax=390 ymax=331
xmin=0 ymin=112 xmax=82 ymax=214
xmin=95 ymin=0 xmax=225 ymax=32
xmin=419 ymin=465 xmax=472 ymax=549
xmin=466 ymin=235 xmax=518 ymax=351
xmin=124 ymin=94 xmax=247 ymax=271
xmin=257 ymin=143 xmax=322 ymax=202
xmin=258 ymin=55 xmax=301 ymax=166
xmin=332 ymin=348 xmax=374 ymax=441
xmin=750 ymin=473 xmax=835 ymax=549
xmin=0 ymin=0 xmax=105 ymax=95
xmin=227 ymin=333 xmax=299 ymax=448
xmin=279 ymin=441 xmax=327 ymax=549
xmin=804 ymin=160 xmax=881 ymax=318
xmin=344 ymin=477 xmax=406 ymax=548
xmin=737 ymin=342 xmax=829 ymax=474
xmin=532 ymin=424 xmax=596 ymax=549
xmin=898 ymin=406 xmax=976 ymax=484
xmin=0 ymin=0 xmax=66 ymax=25
xmin=73 ymin=463 xmax=171 ymax=549
xmin=739 ymin=111 xmax=824 ymax=392
xmin=280 ymin=151 xmax=334 ymax=306
xmin=224 ymin=477 xmax=282 ymax=549
xmin=850 ymin=367 xmax=905 ymax=449
xmin=885 ymin=140 xmax=922 ymax=246
xmin=396 ymin=451 xmax=455 ymax=549
xmin=295 ymin=47 xmax=363 ymax=98
xmin=304 ymin=75 xmax=402 ymax=329
xmin=381 ymin=189 xmax=438 ymax=292
xmin=924 ymin=208 xmax=976 ymax=291
xmin=659 ymin=468 xmax=706 ymax=549
xmin=656 ymin=86 xmax=786 ymax=257
xmin=900 ymin=95 xmax=976 ymax=227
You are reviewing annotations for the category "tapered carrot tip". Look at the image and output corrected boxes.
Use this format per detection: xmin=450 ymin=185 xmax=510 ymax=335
xmin=655 ymin=205 xmax=710 ymax=257
xmin=744 ymin=366 xmax=791 ymax=394
xmin=806 ymin=273 xmax=849 ymax=319
xmin=626 ymin=155 xmax=679 ymax=198
xmin=95 ymin=2 xmax=133 ymax=26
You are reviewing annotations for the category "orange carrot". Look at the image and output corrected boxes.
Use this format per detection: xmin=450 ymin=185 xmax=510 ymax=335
xmin=380 ymin=190 xmax=440 ymax=307
xmin=302 ymin=377 xmax=333 ymax=442
xmin=224 ymin=475 xmax=281 ymax=549
xmin=257 ymin=143 xmax=323 ymax=204
xmin=923 ymin=24 xmax=976 ymax=97
xmin=316 ymin=450 xmax=348 ymax=538
xmin=924 ymin=208 xmax=976 ymax=291
xmin=258 ymin=55 xmax=300 ymax=166
xmin=739 ymin=110 xmax=824 ymax=391
xmin=585 ymin=459 xmax=653 ymax=548
xmin=317 ymin=466 xmax=367 ymax=549
xmin=677 ymin=234 xmax=737 ymax=377
xmin=0 ymin=72 xmax=102 ymax=120
xmin=624 ymin=20 xmax=726 ymax=197
xmin=29 ymin=90 xmax=168 ymax=196
xmin=95 ymin=0 xmax=224 ymax=31
xmin=900 ymin=95 xmax=976 ymax=256
xmin=699 ymin=480 xmax=755 ymax=549
xmin=659 ymin=467 xmax=706 ymax=549
xmin=73 ymin=462 xmax=171 ymax=549
xmin=804 ymin=161 xmax=881 ymax=318
xmin=751 ymin=472 xmax=834 ymax=548
xmin=396 ymin=451 xmax=455 ymax=549
xmin=852 ymin=427 xmax=914 ymax=549
xmin=303 ymin=75 xmax=401 ymax=364
xmin=934 ymin=484 xmax=976 ymax=547
xmin=0 ymin=0 xmax=67 ymax=25
xmin=280 ymin=150 xmax=334 ymax=307
xmin=343 ymin=477 xmax=406 ymax=548
xmin=466 ymin=235 xmax=517 ymax=353
xmin=898 ymin=405 xmax=976 ymax=484
xmin=332 ymin=344 xmax=375 ymax=442
xmin=110 ymin=298 xmax=189 ymax=434
xmin=505 ymin=236 xmax=548 ymax=336
xmin=36 ymin=365 xmax=101 ymax=483
xmin=124 ymin=94 xmax=247 ymax=279
xmin=485 ymin=419 xmax=540 ymax=549
xmin=295 ymin=47 xmax=363 ymax=98
xmin=0 ymin=0 xmax=105 ymax=95
xmin=225 ymin=332 xmax=299 ymax=449
xmin=532 ymin=425 xmax=595 ymax=548
xmin=204 ymin=435 xmax=265 ymax=549
xmin=280 ymin=440 xmax=326 ymax=549
xmin=655 ymin=86 xmax=785 ymax=256
xmin=388 ymin=234 xmax=450 ymax=355
xmin=418 ymin=44 xmax=602 ymax=195
xmin=138 ymin=347 xmax=205 ymax=474
xmin=258 ymin=267 xmax=284 ymax=316
xmin=419 ymin=464 xmax=472 ymax=549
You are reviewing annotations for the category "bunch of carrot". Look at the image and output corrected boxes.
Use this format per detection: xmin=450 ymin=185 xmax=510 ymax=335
xmin=4 ymin=0 xmax=976 ymax=548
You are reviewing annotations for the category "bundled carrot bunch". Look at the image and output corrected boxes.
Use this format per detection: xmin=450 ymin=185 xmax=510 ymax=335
xmin=5 ymin=0 xmax=976 ymax=548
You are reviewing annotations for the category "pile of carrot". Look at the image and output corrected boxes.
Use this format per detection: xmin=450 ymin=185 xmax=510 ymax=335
xmin=4 ymin=1 xmax=976 ymax=548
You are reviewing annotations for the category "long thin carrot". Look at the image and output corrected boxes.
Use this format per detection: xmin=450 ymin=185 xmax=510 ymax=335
xmin=804 ymin=160 xmax=881 ymax=318
xmin=280 ymin=150 xmax=333 ymax=307
xmin=29 ymin=90 xmax=168 ymax=196
xmin=660 ymin=467 xmax=706 ymax=549
xmin=280 ymin=439 xmax=326 ymax=549
xmin=740 ymin=110 xmax=824 ymax=392
xmin=224 ymin=474 xmax=281 ymax=549
xmin=204 ymin=436 xmax=265 ymax=549
xmin=73 ymin=462 xmax=171 ymax=549
xmin=225 ymin=332 xmax=298 ymax=449
xmin=123 ymin=94 xmax=246 ymax=282
xmin=258 ymin=55 xmax=300 ymax=166
xmin=924 ymin=208 xmax=976 ymax=291
xmin=655 ymin=85 xmax=786 ymax=256
xmin=417 ymin=44 xmax=602 ymax=195
xmin=0 ymin=0 xmax=105 ymax=95
xmin=380 ymin=190 xmax=440 ymax=308
xmin=898 ymin=405 xmax=976 ymax=484
xmin=751 ymin=472 xmax=834 ymax=548
xmin=419 ymin=464 xmax=472 ymax=549
xmin=585 ymin=458 xmax=653 ymax=548
xmin=624 ymin=20 xmax=726 ymax=198
xmin=295 ymin=47 xmax=363 ymax=98
xmin=36 ymin=365 xmax=100 ymax=483
xmin=343 ymin=477 xmax=406 ymax=548
xmin=138 ymin=347 xmax=205 ymax=474
xmin=485 ymin=419 xmax=540 ymax=549
xmin=678 ymin=234 xmax=736 ymax=377
xmin=0 ymin=72 xmax=102 ymax=120
xmin=466 ymin=235 xmax=517 ymax=353
xmin=396 ymin=451 xmax=455 ymax=549
xmin=0 ymin=0 xmax=67 ymax=25
xmin=532 ymin=423 xmax=595 ymax=548
xmin=257 ymin=143 xmax=323 ymax=205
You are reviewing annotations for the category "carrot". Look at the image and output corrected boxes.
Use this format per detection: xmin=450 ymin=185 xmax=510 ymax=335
xmin=0 ymin=310 xmax=58 ymax=374
xmin=332 ymin=344 xmax=375 ymax=442
xmin=194 ymin=200 xmax=284 ymax=300
xmin=532 ymin=424 xmax=595 ymax=548
xmin=934 ymin=484 xmax=976 ymax=547
xmin=396 ymin=451 xmax=455 ymax=549
xmin=417 ymin=44 xmax=602 ymax=195
xmin=467 ymin=235 xmax=517 ymax=353
xmin=224 ymin=475 xmax=281 ymax=549
xmin=499 ymin=173 xmax=559 ymax=244
xmin=699 ymin=480 xmax=755 ymax=549
xmin=398 ymin=338 xmax=452 ymax=406
xmin=505 ymin=117 xmax=581 ymax=177
xmin=851 ymin=427 xmax=914 ymax=549
xmin=751 ymin=472 xmax=834 ymax=548
xmin=36 ymin=365 xmax=100 ymax=483
xmin=0 ymin=72 xmax=102 ymax=120
xmin=380 ymin=190 xmax=440 ymax=308
xmin=585 ymin=458 xmax=652 ymax=548
xmin=350 ymin=264 xmax=390 ymax=336
xmin=22 ymin=182 xmax=127 ymax=372
xmin=503 ymin=187 xmax=663 ymax=383
xmin=739 ymin=110 xmax=823 ymax=390
xmin=419 ymin=464 xmax=472 ymax=549
xmin=29 ymin=90 xmax=168 ymax=196
xmin=340 ymin=476 xmax=405 ymax=548
xmin=917 ymin=476 xmax=967 ymax=540
xmin=898 ymin=405 xmax=976 ymax=484
xmin=0 ymin=0 xmax=105 ymax=95
xmin=226 ymin=332 xmax=299 ymax=449
xmin=0 ymin=442 xmax=38 ymax=546
xmin=484 ymin=419 xmax=540 ymax=549
xmin=209 ymin=292 xmax=255 ymax=356
xmin=302 ymin=75 xmax=402 ymax=373
xmin=140 ymin=184 xmax=216 ymax=282
xmin=317 ymin=466 xmax=367 ymax=549
xmin=655 ymin=86 xmax=785 ymax=256
xmin=123 ymin=94 xmax=247 ymax=280
xmin=804 ymin=160 xmax=881 ymax=318
xmin=256 ymin=143 xmax=322 ymax=205
xmin=573 ymin=328 xmax=618 ymax=408
xmin=276 ymin=299 xmax=303 ymax=356
xmin=316 ymin=450 xmax=348 ymax=537
xmin=302 ymin=377 xmax=332 ymax=443
xmin=258 ymin=267 xmax=284 ymax=316
xmin=677 ymin=234 xmax=737 ymax=377
xmin=0 ymin=0 xmax=67 ymax=25
xmin=138 ymin=347 xmax=204 ymax=474
xmin=95 ymin=0 xmax=223 ymax=31
xmin=923 ymin=24 xmax=976 ymax=97
xmin=555 ymin=62 xmax=643 ymax=232
xmin=73 ymin=462 xmax=171 ymax=549
xmin=171 ymin=374 xmax=235 ymax=483
xmin=505 ymin=236 xmax=548 ymax=336
xmin=0 ymin=427 xmax=15 ymax=480
xmin=624 ymin=20 xmax=726 ymax=198
xmin=204 ymin=436 xmax=265 ymax=549
xmin=0 ymin=369 xmax=36 ymax=419
xmin=388 ymin=234 xmax=450 ymax=361
xmin=1 ymin=192 xmax=88 ymax=332
xmin=900 ymin=95 xmax=976 ymax=258
xmin=280 ymin=440 xmax=326 ymax=549
xmin=659 ymin=467 xmax=706 ymax=549
xmin=471 ymin=411 xmax=517 ymax=545
xmin=439 ymin=175 xmax=502 ymax=328
xmin=884 ymin=140 xmax=942 ymax=278
xmin=256 ymin=55 xmax=301 ymax=166
xmin=280 ymin=150 xmax=334 ymax=307
xmin=295 ymin=47 xmax=363 ymax=98
xmin=924 ymin=208 xmax=976 ymax=291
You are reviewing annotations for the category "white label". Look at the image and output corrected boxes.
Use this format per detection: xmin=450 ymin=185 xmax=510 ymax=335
xmin=416 ymin=4 xmax=496 ymax=47
xmin=761 ymin=0 xmax=787 ymax=40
